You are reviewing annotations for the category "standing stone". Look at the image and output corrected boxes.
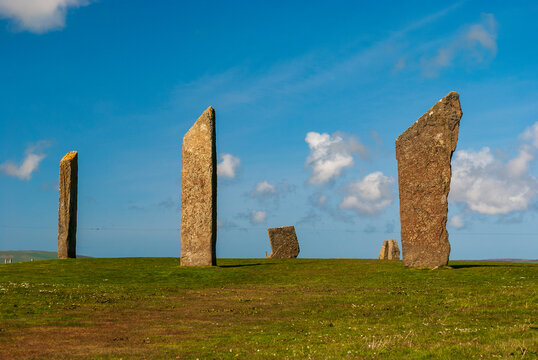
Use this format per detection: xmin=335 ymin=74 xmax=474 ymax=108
xmin=378 ymin=240 xmax=400 ymax=260
xmin=387 ymin=239 xmax=400 ymax=260
xmin=58 ymin=151 xmax=78 ymax=259
xmin=395 ymin=91 xmax=462 ymax=267
xmin=266 ymin=226 xmax=300 ymax=259
xmin=180 ymin=107 xmax=217 ymax=266
xmin=378 ymin=241 xmax=388 ymax=260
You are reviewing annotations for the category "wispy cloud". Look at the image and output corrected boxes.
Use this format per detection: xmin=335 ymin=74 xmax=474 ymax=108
xmin=165 ymin=3 xmax=470 ymax=120
xmin=217 ymin=218 xmax=247 ymax=232
xmin=450 ymin=122 xmax=538 ymax=216
xmin=0 ymin=141 xmax=49 ymax=180
xmin=217 ymin=153 xmax=240 ymax=179
xmin=249 ymin=180 xmax=295 ymax=205
xmin=448 ymin=214 xmax=465 ymax=229
xmin=251 ymin=180 xmax=276 ymax=196
xmin=339 ymin=171 xmax=395 ymax=216
xmin=250 ymin=210 xmax=267 ymax=224
xmin=235 ymin=209 xmax=268 ymax=225
xmin=522 ymin=122 xmax=538 ymax=148
xmin=305 ymin=131 xmax=368 ymax=185
xmin=421 ymin=13 xmax=498 ymax=77
xmin=0 ymin=0 xmax=91 ymax=33
xmin=296 ymin=209 xmax=322 ymax=226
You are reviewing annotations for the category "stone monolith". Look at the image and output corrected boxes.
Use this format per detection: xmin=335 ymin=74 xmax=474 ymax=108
xmin=266 ymin=226 xmax=300 ymax=259
xmin=378 ymin=241 xmax=388 ymax=260
xmin=180 ymin=107 xmax=217 ymax=266
xmin=387 ymin=239 xmax=400 ymax=260
xmin=378 ymin=239 xmax=400 ymax=260
xmin=395 ymin=91 xmax=462 ymax=267
xmin=58 ymin=151 xmax=78 ymax=259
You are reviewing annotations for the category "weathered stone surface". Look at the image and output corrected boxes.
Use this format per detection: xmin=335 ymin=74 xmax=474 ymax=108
xmin=266 ymin=226 xmax=300 ymax=259
xmin=387 ymin=239 xmax=400 ymax=260
xmin=396 ymin=91 xmax=462 ymax=267
xmin=58 ymin=151 xmax=78 ymax=259
xmin=379 ymin=239 xmax=400 ymax=260
xmin=378 ymin=241 xmax=388 ymax=260
xmin=180 ymin=107 xmax=217 ymax=266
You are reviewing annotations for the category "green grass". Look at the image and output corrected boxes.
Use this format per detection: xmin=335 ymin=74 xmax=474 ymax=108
xmin=0 ymin=258 xmax=536 ymax=359
xmin=0 ymin=250 xmax=91 ymax=263
xmin=0 ymin=250 xmax=58 ymax=262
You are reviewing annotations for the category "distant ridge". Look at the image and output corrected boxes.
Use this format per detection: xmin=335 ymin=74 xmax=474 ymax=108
xmin=0 ymin=250 xmax=91 ymax=263
xmin=464 ymin=259 xmax=538 ymax=263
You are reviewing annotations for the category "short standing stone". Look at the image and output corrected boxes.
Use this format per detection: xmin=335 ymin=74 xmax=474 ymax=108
xmin=378 ymin=241 xmax=388 ymax=260
xmin=180 ymin=107 xmax=217 ymax=266
xmin=58 ymin=151 xmax=78 ymax=259
xmin=378 ymin=239 xmax=400 ymax=260
xmin=387 ymin=239 xmax=400 ymax=260
xmin=266 ymin=226 xmax=300 ymax=259
xmin=395 ymin=91 xmax=462 ymax=267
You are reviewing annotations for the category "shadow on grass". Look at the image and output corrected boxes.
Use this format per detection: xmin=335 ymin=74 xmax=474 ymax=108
xmin=449 ymin=264 xmax=511 ymax=269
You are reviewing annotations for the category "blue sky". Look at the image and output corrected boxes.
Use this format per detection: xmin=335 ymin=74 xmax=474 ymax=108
xmin=0 ymin=0 xmax=537 ymax=259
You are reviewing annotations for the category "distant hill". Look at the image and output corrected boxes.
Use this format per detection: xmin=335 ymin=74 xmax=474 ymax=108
xmin=480 ymin=258 xmax=538 ymax=263
xmin=0 ymin=250 xmax=91 ymax=263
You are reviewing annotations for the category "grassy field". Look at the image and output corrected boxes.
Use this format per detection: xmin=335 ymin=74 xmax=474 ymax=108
xmin=0 ymin=250 xmax=58 ymax=263
xmin=0 ymin=258 xmax=536 ymax=359
xmin=0 ymin=250 xmax=91 ymax=263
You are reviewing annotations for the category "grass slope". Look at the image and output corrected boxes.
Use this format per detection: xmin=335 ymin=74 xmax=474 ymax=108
xmin=0 ymin=250 xmax=91 ymax=263
xmin=0 ymin=250 xmax=58 ymax=262
xmin=0 ymin=258 xmax=536 ymax=359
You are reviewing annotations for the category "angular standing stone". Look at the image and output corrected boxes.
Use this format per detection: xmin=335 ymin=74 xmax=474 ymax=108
xmin=266 ymin=226 xmax=300 ymax=259
xmin=395 ymin=91 xmax=462 ymax=267
xmin=58 ymin=151 xmax=78 ymax=259
xmin=378 ymin=241 xmax=388 ymax=260
xmin=378 ymin=239 xmax=400 ymax=260
xmin=180 ymin=107 xmax=217 ymax=266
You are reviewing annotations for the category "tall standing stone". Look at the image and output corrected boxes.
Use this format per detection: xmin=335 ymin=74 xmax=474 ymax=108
xmin=266 ymin=226 xmax=300 ymax=259
xmin=396 ymin=91 xmax=462 ymax=267
xmin=58 ymin=151 xmax=78 ymax=259
xmin=180 ymin=107 xmax=217 ymax=266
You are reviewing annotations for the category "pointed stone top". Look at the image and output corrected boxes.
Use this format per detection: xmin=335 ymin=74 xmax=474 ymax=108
xmin=61 ymin=151 xmax=78 ymax=162
xmin=185 ymin=107 xmax=215 ymax=141
xmin=198 ymin=106 xmax=215 ymax=122
xmin=396 ymin=91 xmax=462 ymax=144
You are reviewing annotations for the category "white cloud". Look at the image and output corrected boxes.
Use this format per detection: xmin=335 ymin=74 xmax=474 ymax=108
xmin=339 ymin=171 xmax=394 ymax=216
xmin=250 ymin=210 xmax=267 ymax=224
xmin=254 ymin=180 xmax=276 ymax=194
xmin=422 ymin=13 xmax=498 ymax=77
xmin=0 ymin=0 xmax=90 ymax=33
xmin=522 ymin=122 xmax=538 ymax=148
xmin=0 ymin=141 xmax=49 ymax=180
xmin=448 ymin=214 xmax=465 ymax=229
xmin=217 ymin=153 xmax=240 ymax=179
xmin=305 ymin=131 xmax=368 ymax=185
xmin=450 ymin=123 xmax=538 ymax=215
xmin=249 ymin=180 xmax=294 ymax=204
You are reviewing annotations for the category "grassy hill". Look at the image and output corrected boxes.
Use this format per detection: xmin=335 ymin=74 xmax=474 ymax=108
xmin=0 ymin=258 xmax=536 ymax=359
xmin=0 ymin=250 xmax=90 ymax=263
